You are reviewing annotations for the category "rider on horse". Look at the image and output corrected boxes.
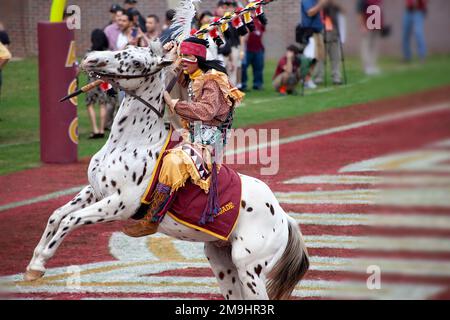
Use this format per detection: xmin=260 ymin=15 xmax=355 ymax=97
xmin=123 ymin=37 xmax=244 ymax=238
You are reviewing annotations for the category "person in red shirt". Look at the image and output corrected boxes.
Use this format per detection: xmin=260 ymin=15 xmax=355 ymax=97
xmin=241 ymin=18 xmax=265 ymax=91
xmin=403 ymin=0 xmax=427 ymax=62
xmin=273 ymin=45 xmax=301 ymax=95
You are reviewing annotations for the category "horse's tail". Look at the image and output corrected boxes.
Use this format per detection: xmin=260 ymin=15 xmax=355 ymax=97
xmin=267 ymin=217 xmax=309 ymax=300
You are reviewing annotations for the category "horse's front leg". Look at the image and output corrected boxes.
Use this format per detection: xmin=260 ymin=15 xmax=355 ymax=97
xmin=26 ymin=185 xmax=99 ymax=277
xmin=24 ymin=191 xmax=139 ymax=281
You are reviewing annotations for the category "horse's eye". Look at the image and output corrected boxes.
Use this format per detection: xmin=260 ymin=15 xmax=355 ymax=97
xmin=132 ymin=60 xmax=141 ymax=68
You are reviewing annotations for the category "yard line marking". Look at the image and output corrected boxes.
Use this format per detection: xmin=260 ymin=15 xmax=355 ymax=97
xmin=310 ymin=256 xmax=450 ymax=277
xmin=2 ymin=102 xmax=449 ymax=213
xmin=288 ymin=212 xmax=450 ymax=229
xmin=428 ymin=139 xmax=450 ymax=148
xmin=0 ymin=140 xmax=39 ymax=149
xmin=304 ymin=235 xmax=450 ymax=252
xmin=0 ymin=185 xmax=85 ymax=213
xmin=276 ymin=188 xmax=450 ymax=207
xmin=284 ymin=175 xmax=450 ymax=186
xmin=226 ymin=102 xmax=450 ymax=156
xmin=1 ymin=258 xmax=447 ymax=299
xmin=340 ymin=150 xmax=450 ymax=173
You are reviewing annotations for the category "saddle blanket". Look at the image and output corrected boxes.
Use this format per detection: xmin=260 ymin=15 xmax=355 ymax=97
xmin=137 ymin=127 xmax=242 ymax=241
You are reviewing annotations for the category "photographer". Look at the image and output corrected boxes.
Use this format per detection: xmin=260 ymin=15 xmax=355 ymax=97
xmin=323 ymin=0 xmax=345 ymax=85
xmin=299 ymin=0 xmax=328 ymax=85
xmin=273 ymin=45 xmax=301 ymax=95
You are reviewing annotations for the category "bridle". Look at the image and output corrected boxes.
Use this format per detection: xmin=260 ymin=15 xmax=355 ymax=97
xmin=88 ymin=69 xmax=165 ymax=118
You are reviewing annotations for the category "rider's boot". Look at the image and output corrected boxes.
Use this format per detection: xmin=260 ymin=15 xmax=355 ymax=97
xmin=122 ymin=183 xmax=172 ymax=238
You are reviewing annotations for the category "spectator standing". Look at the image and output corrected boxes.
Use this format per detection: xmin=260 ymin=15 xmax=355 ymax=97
xmin=241 ymin=18 xmax=265 ymax=91
xmin=301 ymin=0 xmax=328 ymax=85
xmin=145 ymin=15 xmax=161 ymax=42
xmin=108 ymin=4 xmax=123 ymax=25
xmin=84 ymin=29 xmax=118 ymax=139
xmin=123 ymin=0 xmax=146 ymax=33
xmin=0 ymin=23 xmax=11 ymax=100
xmin=104 ymin=7 xmax=124 ymax=51
xmin=357 ymin=0 xmax=383 ymax=75
xmin=322 ymin=0 xmax=344 ymax=84
xmin=160 ymin=9 xmax=176 ymax=42
xmin=198 ymin=11 xmax=220 ymax=60
xmin=116 ymin=12 xmax=146 ymax=50
xmin=215 ymin=1 xmax=243 ymax=86
xmin=403 ymin=0 xmax=427 ymax=62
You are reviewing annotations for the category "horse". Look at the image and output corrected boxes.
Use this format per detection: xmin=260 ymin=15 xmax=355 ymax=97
xmin=24 ymin=43 xmax=309 ymax=300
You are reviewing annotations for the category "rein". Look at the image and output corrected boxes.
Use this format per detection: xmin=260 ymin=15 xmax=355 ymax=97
xmin=89 ymin=70 xmax=165 ymax=119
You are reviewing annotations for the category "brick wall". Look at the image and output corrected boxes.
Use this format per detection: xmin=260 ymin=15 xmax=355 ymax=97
xmin=1 ymin=0 xmax=450 ymax=59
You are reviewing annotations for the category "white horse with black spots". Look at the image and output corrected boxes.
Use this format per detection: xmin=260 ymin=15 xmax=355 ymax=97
xmin=25 ymin=43 xmax=309 ymax=300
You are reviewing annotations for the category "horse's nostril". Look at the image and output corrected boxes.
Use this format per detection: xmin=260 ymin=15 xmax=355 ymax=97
xmin=87 ymin=58 xmax=99 ymax=65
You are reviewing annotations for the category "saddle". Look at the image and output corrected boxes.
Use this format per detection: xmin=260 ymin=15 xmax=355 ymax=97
xmin=133 ymin=128 xmax=242 ymax=241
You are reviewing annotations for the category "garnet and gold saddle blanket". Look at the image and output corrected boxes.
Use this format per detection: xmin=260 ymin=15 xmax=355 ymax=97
xmin=133 ymin=128 xmax=242 ymax=241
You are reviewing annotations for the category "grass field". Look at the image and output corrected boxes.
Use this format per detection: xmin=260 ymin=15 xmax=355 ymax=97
xmin=1 ymin=55 xmax=450 ymax=175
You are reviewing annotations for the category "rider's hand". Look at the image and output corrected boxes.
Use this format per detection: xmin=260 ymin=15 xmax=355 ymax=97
xmin=163 ymin=41 xmax=176 ymax=52
xmin=164 ymin=91 xmax=176 ymax=113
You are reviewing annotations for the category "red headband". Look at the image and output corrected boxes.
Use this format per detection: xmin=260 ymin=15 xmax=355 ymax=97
xmin=180 ymin=41 xmax=207 ymax=59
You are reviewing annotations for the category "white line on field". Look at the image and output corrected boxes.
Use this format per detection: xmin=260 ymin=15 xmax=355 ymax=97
xmin=227 ymin=102 xmax=450 ymax=156
xmin=0 ymin=186 xmax=85 ymax=212
xmin=1 ymin=102 xmax=449 ymax=213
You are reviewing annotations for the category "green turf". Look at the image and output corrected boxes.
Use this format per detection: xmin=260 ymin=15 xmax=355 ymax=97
xmin=1 ymin=55 xmax=450 ymax=175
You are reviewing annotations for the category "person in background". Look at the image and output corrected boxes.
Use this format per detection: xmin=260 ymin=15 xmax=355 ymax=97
xmin=123 ymin=0 xmax=146 ymax=33
xmin=0 ymin=22 xmax=11 ymax=100
xmin=160 ymin=9 xmax=176 ymax=42
xmin=104 ymin=7 xmax=124 ymax=51
xmin=241 ymin=18 xmax=265 ymax=91
xmin=108 ymin=4 xmax=123 ymax=25
xmin=357 ymin=0 xmax=383 ymax=75
xmin=273 ymin=44 xmax=302 ymax=95
xmin=84 ymin=29 xmax=118 ymax=139
xmin=301 ymin=0 xmax=328 ymax=85
xmin=216 ymin=1 xmax=243 ymax=87
xmin=145 ymin=14 xmax=161 ymax=42
xmin=322 ymin=0 xmax=344 ymax=85
xmin=403 ymin=0 xmax=427 ymax=62
xmin=197 ymin=11 xmax=220 ymax=60
xmin=116 ymin=11 xmax=145 ymax=50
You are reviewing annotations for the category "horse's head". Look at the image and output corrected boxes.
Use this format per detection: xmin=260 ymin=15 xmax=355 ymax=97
xmin=81 ymin=42 xmax=173 ymax=91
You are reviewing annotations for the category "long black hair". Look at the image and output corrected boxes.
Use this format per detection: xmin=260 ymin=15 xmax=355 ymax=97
xmin=90 ymin=29 xmax=109 ymax=51
xmin=183 ymin=37 xmax=227 ymax=75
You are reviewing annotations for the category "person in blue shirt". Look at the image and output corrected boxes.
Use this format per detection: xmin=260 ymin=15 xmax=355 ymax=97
xmin=300 ymin=0 xmax=328 ymax=85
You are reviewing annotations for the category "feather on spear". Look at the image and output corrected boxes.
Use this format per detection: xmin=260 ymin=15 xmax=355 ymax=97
xmin=161 ymin=0 xmax=200 ymax=44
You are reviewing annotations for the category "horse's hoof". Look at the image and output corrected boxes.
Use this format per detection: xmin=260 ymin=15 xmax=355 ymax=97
xmin=24 ymin=269 xmax=45 ymax=281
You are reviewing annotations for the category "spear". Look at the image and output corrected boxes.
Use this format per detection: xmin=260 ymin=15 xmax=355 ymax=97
xmin=59 ymin=79 xmax=103 ymax=102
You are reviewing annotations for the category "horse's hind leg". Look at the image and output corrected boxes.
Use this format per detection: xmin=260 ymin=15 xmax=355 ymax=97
xmin=26 ymin=185 xmax=98 ymax=277
xmin=204 ymin=243 xmax=243 ymax=300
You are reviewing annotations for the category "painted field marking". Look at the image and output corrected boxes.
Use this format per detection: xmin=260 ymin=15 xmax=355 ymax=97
xmin=2 ymin=102 xmax=449 ymax=213
xmin=289 ymin=212 xmax=450 ymax=230
xmin=108 ymin=233 xmax=450 ymax=276
xmin=0 ymin=185 xmax=85 ymax=212
xmin=340 ymin=150 xmax=450 ymax=173
xmin=284 ymin=175 xmax=450 ymax=186
xmin=304 ymin=234 xmax=450 ymax=252
xmin=1 ymin=257 xmax=446 ymax=299
xmin=276 ymin=188 xmax=450 ymax=207
xmin=227 ymin=102 xmax=450 ymax=156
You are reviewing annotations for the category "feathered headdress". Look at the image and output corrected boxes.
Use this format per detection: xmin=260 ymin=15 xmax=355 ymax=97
xmin=161 ymin=0 xmax=200 ymax=44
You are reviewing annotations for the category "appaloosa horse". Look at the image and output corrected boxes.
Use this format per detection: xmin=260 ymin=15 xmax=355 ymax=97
xmin=25 ymin=43 xmax=309 ymax=300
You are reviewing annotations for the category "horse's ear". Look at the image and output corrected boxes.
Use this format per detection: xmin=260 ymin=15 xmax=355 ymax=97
xmin=148 ymin=40 xmax=164 ymax=56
